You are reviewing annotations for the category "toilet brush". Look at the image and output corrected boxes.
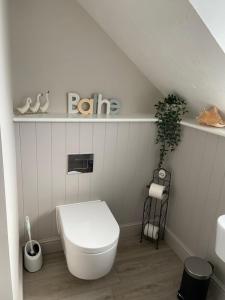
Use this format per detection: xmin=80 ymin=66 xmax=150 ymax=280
xmin=24 ymin=216 xmax=43 ymax=272
xmin=25 ymin=216 xmax=35 ymax=256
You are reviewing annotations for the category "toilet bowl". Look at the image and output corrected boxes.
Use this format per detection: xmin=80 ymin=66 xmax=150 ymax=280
xmin=56 ymin=200 xmax=120 ymax=280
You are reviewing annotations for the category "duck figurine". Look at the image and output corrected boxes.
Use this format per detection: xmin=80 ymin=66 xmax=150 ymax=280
xmin=40 ymin=91 xmax=50 ymax=113
xmin=30 ymin=93 xmax=42 ymax=113
xmin=16 ymin=97 xmax=32 ymax=114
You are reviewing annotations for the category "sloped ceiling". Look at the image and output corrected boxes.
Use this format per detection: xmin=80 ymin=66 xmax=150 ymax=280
xmin=190 ymin=0 xmax=225 ymax=53
xmin=78 ymin=0 xmax=225 ymax=115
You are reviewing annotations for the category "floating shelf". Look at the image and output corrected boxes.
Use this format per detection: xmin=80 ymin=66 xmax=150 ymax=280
xmin=13 ymin=113 xmax=225 ymax=137
xmin=181 ymin=118 xmax=225 ymax=138
xmin=13 ymin=113 xmax=157 ymax=123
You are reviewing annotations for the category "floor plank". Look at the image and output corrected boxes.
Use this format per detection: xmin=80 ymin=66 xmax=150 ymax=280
xmin=24 ymin=238 xmax=183 ymax=300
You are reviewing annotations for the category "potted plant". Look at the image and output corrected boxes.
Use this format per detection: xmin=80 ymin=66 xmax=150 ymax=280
xmin=155 ymin=94 xmax=188 ymax=168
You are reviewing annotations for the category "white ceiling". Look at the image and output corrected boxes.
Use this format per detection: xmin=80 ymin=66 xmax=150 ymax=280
xmin=78 ymin=0 xmax=225 ymax=115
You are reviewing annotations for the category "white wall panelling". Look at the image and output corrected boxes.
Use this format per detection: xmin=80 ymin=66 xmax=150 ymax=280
xmin=19 ymin=123 xmax=39 ymax=240
xmin=78 ymin=123 xmax=93 ymax=202
xmin=90 ymin=123 xmax=106 ymax=201
xmin=16 ymin=118 xmax=225 ymax=294
xmin=51 ymin=123 xmax=66 ymax=236
xmin=167 ymin=126 xmax=225 ymax=286
xmin=15 ymin=124 xmax=24 ymax=240
xmin=16 ymin=121 xmax=157 ymax=242
xmin=36 ymin=123 xmax=52 ymax=240
xmin=65 ymin=123 xmax=79 ymax=204
xmin=101 ymin=123 xmax=118 ymax=218
xmin=111 ymin=123 xmax=129 ymax=223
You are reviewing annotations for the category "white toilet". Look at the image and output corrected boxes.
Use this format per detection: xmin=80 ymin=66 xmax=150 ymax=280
xmin=56 ymin=200 xmax=120 ymax=280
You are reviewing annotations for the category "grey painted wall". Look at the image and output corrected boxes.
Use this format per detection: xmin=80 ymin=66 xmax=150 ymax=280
xmin=0 ymin=132 xmax=13 ymax=300
xmin=167 ymin=126 xmax=225 ymax=286
xmin=10 ymin=0 xmax=161 ymax=114
xmin=0 ymin=0 xmax=21 ymax=298
xmin=15 ymin=121 xmax=157 ymax=242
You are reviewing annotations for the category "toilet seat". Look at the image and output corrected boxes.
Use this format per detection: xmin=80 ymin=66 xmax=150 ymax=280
xmin=57 ymin=200 xmax=120 ymax=254
xmin=56 ymin=200 xmax=120 ymax=279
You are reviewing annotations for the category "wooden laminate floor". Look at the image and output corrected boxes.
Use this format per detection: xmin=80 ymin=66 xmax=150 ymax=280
xmin=24 ymin=238 xmax=183 ymax=300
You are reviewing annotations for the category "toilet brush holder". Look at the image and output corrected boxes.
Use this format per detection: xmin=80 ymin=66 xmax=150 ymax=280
xmin=24 ymin=240 xmax=43 ymax=272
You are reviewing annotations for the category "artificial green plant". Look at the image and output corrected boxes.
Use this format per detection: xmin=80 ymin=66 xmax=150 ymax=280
xmin=155 ymin=94 xmax=188 ymax=168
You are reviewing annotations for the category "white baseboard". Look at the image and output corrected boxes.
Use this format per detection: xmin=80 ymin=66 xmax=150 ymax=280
xmin=165 ymin=227 xmax=225 ymax=300
xmin=120 ymin=222 xmax=142 ymax=240
xmin=165 ymin=227 xmax=194 ymax=260
xmin=39 ymin=236 xmax=62 ymax=254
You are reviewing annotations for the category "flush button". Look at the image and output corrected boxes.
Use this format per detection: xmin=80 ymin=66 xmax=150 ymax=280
xmin=68 ymin=154 xmax=94 ymax=174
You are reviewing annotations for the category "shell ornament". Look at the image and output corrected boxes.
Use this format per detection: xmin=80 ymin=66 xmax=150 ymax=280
xmin=197 ymin=106 xmax=225 ymax=128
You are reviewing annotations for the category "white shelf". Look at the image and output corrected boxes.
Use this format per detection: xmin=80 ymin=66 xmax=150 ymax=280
xmin=13 ymin=113 xmax=157 ymax=123
xmin=13 ymin=113 xmax=225 ymax=137
xmin=181 ymin=118 xmax=225 ymax=137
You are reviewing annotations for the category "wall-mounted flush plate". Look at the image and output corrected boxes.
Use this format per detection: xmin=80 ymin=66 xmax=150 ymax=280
xmin=68 ymin=154 xmax=94 ymax=174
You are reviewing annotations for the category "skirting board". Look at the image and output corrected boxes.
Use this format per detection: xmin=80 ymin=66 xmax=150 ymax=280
xmin=39 ymin=222 xmax=142 ymax=254
xmin=165 ymin=227 xmax=225 ymax=300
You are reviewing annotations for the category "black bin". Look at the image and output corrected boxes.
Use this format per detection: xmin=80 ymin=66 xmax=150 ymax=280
xmin=177 ymin=256 xmax=213 ymax=300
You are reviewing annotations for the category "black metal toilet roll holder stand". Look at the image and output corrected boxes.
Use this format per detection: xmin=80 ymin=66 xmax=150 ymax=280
xmin=140 ymin=168 xmax=171 ymax=249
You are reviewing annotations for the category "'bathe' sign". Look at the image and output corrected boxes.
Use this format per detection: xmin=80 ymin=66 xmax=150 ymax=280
xmin=68 ymin=92 xmax=121 ymax=115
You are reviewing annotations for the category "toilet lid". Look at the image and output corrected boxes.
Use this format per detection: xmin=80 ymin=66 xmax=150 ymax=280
xmin=57 ymin=200 xmax=120 ymax=254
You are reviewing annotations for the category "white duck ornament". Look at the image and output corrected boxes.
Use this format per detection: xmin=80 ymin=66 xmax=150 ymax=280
xmin=16 ymin=97 xmax=32 ymax=114
xmin=40 ymin=91 xmax=50 ymax=113
xmin=30 ymin=93 xmax=42 ymax=113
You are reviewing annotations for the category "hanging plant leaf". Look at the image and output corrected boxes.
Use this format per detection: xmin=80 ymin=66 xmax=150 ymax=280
xmin=155 ymin=94 xmax=188 ymax=168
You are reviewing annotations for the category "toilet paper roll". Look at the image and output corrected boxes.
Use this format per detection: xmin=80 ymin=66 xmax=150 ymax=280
xmin=148 ymin=183 xmax=166 ymax=200
xmin=144 ymin=223 xmax=159 ymax=240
